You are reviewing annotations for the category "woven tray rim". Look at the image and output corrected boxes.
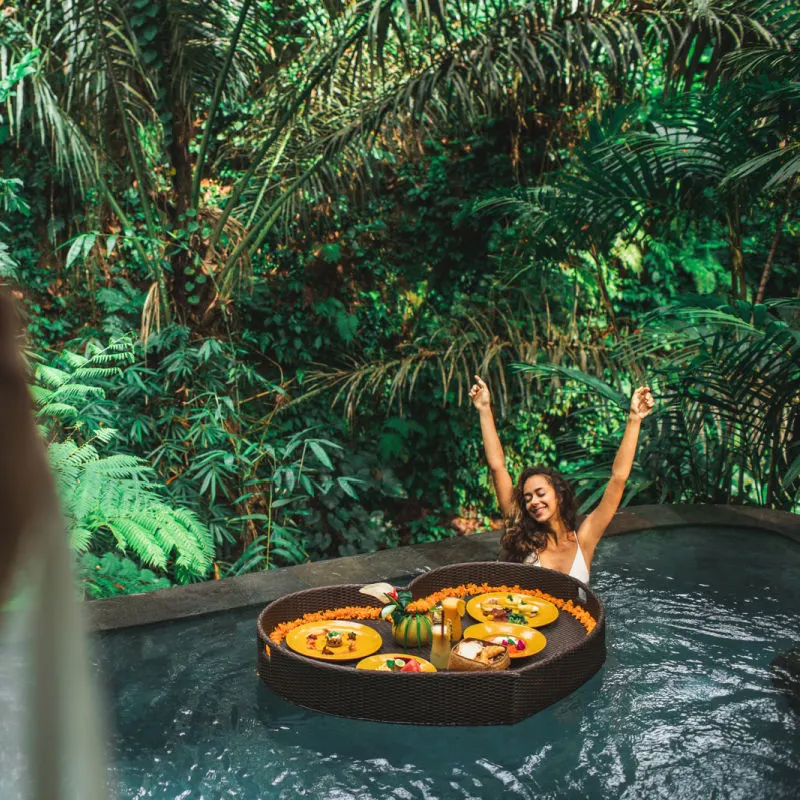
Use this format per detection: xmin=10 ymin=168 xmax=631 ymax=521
xmin=257 ymin=562 xmax=605 ymax=677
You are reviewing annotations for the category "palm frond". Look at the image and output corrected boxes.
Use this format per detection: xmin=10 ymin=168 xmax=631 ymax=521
xmin=524 ymin=298 xmax=800 ymax=510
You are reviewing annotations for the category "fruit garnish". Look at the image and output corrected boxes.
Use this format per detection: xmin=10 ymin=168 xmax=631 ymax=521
xmin=400 ymin=659 xmax=421 ymax=672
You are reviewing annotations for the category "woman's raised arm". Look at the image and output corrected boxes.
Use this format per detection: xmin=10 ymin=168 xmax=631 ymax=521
xmin=579 ymin=387 xmax=654 ymax=554
xmin=469 ymin=375 xmax=515 ymax=518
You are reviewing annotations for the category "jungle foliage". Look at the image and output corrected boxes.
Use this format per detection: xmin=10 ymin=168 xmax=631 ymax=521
xmin=0 ymin=1 xmax=797 ymax=595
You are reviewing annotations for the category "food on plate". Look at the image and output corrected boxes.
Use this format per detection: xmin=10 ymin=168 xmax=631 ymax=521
xmin=508 ymin=594 xmax=539 ymax=614
xmin=325 ymin=630 xmax=344 ymax=648
xmin=377 ymin=657 xmax=422 ymax=673
xmin=490 ymin=634 xmax=527 ymax=652
xmin=479 ymin=594 xmax=538 ymax=624
xmin=447 ymin=638 xmax=511 ymax=671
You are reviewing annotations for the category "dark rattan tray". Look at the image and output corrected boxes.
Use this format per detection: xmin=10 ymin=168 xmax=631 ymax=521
xmin=256 ymin=561 xmax=605 ymax=725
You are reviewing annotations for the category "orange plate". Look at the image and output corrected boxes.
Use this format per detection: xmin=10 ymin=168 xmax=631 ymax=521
xmin=285 ymin=620 xmax=382 ymax=661
xmin=356 ymin=653 xmax=437 ymax=672
xmin=463 ymin=622 xmax=547 ymax=659
xmin=466 ymin=591 xmax=559 ymax=627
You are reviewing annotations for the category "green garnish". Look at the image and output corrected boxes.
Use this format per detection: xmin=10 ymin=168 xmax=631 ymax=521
xmin=508 ymin=612 xmax=526 ymax=625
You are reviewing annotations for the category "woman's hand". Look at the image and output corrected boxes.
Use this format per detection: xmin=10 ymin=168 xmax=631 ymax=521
xmin=469 ymin=375 xmax=491 ymax=411
xmin=629 ymin=386 xmax=655 ymax=421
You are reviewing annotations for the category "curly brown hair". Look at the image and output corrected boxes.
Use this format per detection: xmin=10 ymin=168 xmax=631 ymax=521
xmin=500 ymin=466 xmax=578 ymax=563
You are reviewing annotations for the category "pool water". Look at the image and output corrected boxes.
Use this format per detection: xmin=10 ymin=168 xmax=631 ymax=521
xmin=99 ymin=527 xmax=800 ymax=799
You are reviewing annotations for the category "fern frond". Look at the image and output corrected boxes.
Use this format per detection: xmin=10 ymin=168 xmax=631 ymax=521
xmin=70 ymin=526 xmax=94 ymax=553
xmin=35 ymin=364 xmax=71 ymax=390
xmin=103 ymin=517 xmax=169 ymax=569
xmin=37 ymin=401 xmax=80 ymax=421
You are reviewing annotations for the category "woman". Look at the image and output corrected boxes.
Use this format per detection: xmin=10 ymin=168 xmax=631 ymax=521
xmin=469 ymin=376 xmax=653 ymax=583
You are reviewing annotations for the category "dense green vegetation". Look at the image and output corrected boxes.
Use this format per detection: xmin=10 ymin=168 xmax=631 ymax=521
xmin=1 ymin=1 xmax=798 ymax=597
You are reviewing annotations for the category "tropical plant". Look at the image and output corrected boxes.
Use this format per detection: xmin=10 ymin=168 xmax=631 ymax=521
xmin=79 ymin=552 xmax=171 ymax=598
xmin=485 ymin=19 xmax=800 ymax=302
xmin=2 ymin=0 xmax=782 ymax=328
xmin=0 ymin=48 xmax=38 ymax=279
xmin=515 ymin=298 xmax=800 ymax=512
xmin=33 ymin=338 xmax=215 ymax=593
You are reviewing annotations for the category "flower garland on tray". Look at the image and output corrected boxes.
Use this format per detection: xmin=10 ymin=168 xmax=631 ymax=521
xmin=268 ymin=584 xmax=597 ymax=644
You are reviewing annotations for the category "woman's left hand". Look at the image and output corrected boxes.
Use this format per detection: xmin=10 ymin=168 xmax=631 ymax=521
xmin=629 ymin=386 xmax=654 ymax=420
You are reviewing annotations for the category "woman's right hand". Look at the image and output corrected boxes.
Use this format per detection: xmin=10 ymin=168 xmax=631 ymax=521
xmin=469 ymin=375 xmax=491 ymax=411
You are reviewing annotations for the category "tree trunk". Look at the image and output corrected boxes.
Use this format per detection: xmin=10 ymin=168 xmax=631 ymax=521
xmin=590 ymin=246 xmax=618 ymax=335
xmin=167 ymin=94 xmax=195 ymax=321
xmin=755 ymin=210 xmax=785 ymax=305
xmin=727 ymin=208 xmax=746 ymax=300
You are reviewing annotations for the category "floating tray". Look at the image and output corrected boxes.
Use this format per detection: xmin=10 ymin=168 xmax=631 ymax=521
xmin=256 ymin=561 xmax=605 ymax=726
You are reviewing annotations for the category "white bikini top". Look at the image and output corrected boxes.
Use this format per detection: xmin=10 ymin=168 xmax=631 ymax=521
xmin=524 ymin=535 xmax=590 ymax=584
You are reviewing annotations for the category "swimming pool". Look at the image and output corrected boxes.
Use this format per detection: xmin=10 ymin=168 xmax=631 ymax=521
xmin=99 ymin=526 xmax=800 ymax=799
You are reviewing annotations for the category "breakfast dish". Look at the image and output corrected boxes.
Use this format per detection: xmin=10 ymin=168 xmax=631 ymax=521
xmin=463 ymin=622 xmax=547 ymax=659
xmin=490 ymin=633 xmax=526 ymax=652
xmin=447 ymin=637 xmax=511 ymax=671
xmin=356 ymin=654 xmax=437 ymax=673
xmin=466 ymin=592 xmax=559 ymax=627
xmin=285 ymin=620 xmax=382 ymax=661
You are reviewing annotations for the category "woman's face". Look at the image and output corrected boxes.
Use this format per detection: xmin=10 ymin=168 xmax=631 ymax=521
xmin=522 ymin=474 xmax=559 ymax=525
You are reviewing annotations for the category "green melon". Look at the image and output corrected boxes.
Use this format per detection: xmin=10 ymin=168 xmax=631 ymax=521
xmin=391 ymin=613 xmax=432 ymax=649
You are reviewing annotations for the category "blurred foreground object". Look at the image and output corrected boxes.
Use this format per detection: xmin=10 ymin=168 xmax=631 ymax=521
xmin=0 ymin=292 xmax=108 ymax=800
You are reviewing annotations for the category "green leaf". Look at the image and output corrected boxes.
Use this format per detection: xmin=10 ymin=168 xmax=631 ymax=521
xmin=337 ymin=476 xmax=359 ymax=499
xmin=308 ymin=441 xmax=333 ymax=469
xmin=65 ymin=233 xmax=97 ymax=269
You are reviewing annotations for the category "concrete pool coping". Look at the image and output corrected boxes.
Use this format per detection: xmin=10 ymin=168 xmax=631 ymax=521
xmin=87 ymin=503 xmax=800 ymax=632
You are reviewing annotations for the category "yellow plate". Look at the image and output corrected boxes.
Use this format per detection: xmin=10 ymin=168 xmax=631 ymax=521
xmin=466 ymin=591 xmax=559 ymax=627
xmin=356 ymin=653 xmax=437 ymax=672
xmin=463 ymin=622 xmax=547 ymax=659
xmin=285 ymin=620 xmax=382 ymax=661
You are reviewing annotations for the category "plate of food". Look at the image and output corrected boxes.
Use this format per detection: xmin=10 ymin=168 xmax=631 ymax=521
xmin=447 ymin=638 xmax=511 ymax=671
xmin=285 ymin=620 xmax=383 ymax=661
xmin=466 ymin=592 xmax=559 ymax=627
xmin=356 ymin=653 xmax=437 ymax=672
xmin=463 ymin=622 xmax=547 ymax=659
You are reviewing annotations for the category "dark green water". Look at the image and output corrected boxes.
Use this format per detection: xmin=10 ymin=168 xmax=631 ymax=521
xmin=99 ymin=527 xmax=800 ymax=799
